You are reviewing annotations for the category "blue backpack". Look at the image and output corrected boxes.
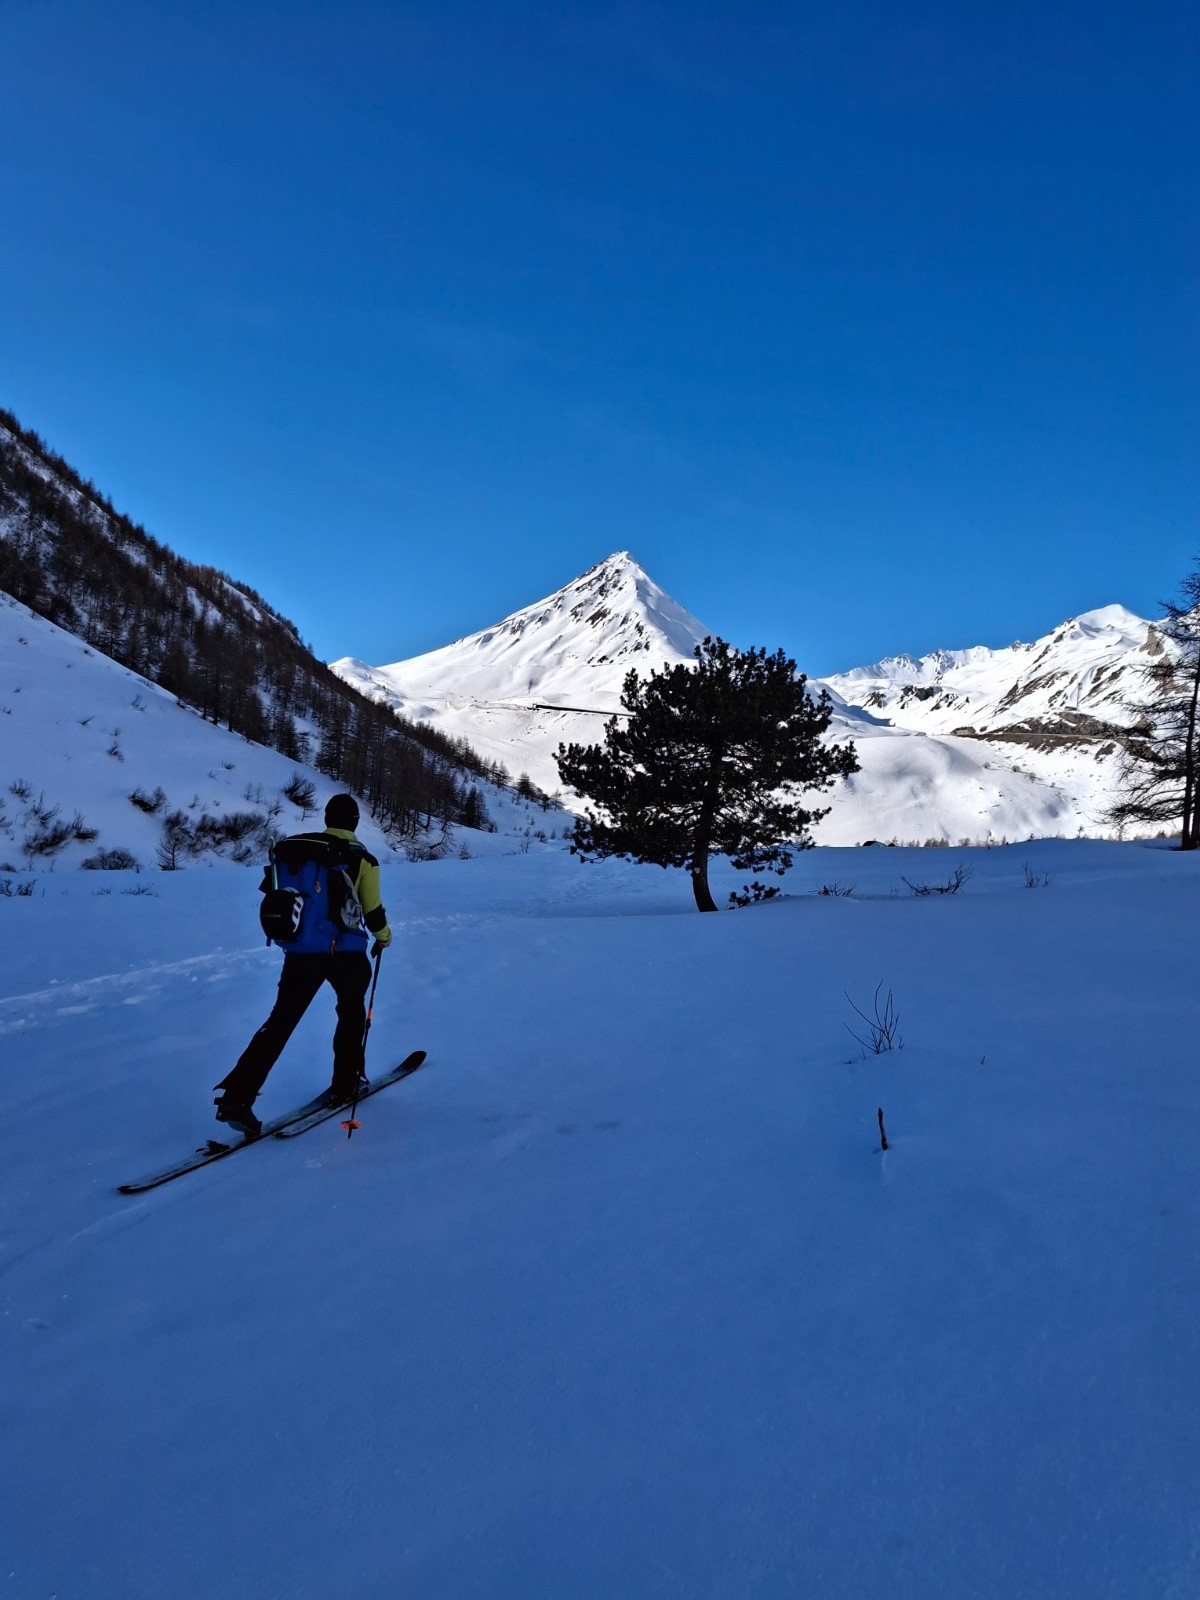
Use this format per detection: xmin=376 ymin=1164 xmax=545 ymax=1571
xmin=258 ymin=835 xmax=368 ymax=954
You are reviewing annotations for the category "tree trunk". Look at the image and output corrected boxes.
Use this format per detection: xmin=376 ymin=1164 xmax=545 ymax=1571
xmin=690 ymin=846 xmax=718 ymax=913
xmin=1181 ymin=651 xmax=1200 ymax=849
xmin=690 ymin=750 xmax=722 ymax=912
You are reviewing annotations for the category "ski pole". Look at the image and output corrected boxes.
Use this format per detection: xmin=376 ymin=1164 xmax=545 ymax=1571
xmin=343 ymin=945 xmax=383 ymax=1139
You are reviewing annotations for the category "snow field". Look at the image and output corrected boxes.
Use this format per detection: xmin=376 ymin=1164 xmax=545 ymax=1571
xmin=0 ymin=591 xmax=554 ymax=870
xmin=1 ymin=842 xmax=1198 ymax=1598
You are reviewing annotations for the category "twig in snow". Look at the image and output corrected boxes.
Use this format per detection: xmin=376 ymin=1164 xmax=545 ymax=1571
xmin=844 ymin=982 xmax=903 ymax=1054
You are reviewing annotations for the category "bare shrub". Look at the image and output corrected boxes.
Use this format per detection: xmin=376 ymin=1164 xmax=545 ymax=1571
xmin=901 ymin=863 xmax=974 ymax=897
xmin=82 ymin=848 xmax=141 ymax=871
xmin=158 ymin=807 xmax=270 ymax=867
xmin=20 ymin=799 xmax=89 ymax=866
xmin=282 ymin=772 xmax=317 ymax=815
xmin=845 ymin=983 xmax=903 ymax=1054
xmin=407 ymin=819 xmax=451 ymax=862
xmin=817 ymin=881 xmax=855 ymax=898
xmin=157 ymin=810 xmax=191 ymax=870
xmin=204 ymin=809 xmax=263 ymax=845
xmin=1023 ymin=861 xmax=1051 ymax=889
xmin=130 ymin=785 xmax=167 ymax=815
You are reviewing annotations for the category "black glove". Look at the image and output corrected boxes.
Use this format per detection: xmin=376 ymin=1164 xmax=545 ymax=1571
xmin=370 ymin=938 xmax=390 ymax=959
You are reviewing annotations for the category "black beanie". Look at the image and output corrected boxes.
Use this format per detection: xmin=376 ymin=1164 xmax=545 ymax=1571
xmin=324 ymin=793 xmax=360 ymax=830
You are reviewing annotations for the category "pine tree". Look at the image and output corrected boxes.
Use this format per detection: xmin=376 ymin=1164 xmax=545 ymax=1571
xmin=556 ymin=637 xmax=859 ymax=912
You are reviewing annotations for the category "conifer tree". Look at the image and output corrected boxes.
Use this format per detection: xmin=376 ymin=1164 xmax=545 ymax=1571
xmin=1108 ymin=560 xmax=1200 ymax=848
xmin=556 ymin=637 xmax=859 ymax=912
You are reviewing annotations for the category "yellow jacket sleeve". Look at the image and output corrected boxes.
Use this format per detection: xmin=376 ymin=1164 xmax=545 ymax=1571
xmin=355 ymin=856 xmax=392 ymax=945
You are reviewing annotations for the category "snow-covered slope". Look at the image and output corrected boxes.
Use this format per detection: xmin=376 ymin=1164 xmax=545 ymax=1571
xmin=3 ymin=841 xmax=1199 ymax=1596
xmin=0 ymin=592 xmax=551 ymax=869
xmin=332 ymin=551 xmax=708 ymax=788
xmin=825 ymin=603 xmax=1154 ymax=743
xmin=341 ymin=550 xmax=707 ymax=708
xmin=0 ymin=590 xmax=400 ymax=869
xmin=815 ymin=605 xmax=1157 ymax=844
xmin=336 ymin=557 xmax=1155 ymax=843
xmin=0 ymin=410 xmax=515 ymax=851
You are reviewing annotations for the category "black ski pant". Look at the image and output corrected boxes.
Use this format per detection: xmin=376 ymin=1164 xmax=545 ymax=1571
xmin=218 ymin=951 xmax=373 ymax=1103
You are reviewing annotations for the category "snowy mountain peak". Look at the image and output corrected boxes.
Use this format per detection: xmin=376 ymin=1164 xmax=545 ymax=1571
xmin=456 ymin=550 xmax=707 ymax=672
xmin=1048 ymin=603 xmax=1152 ymax=646
xmin=332 ymin=553 xmax=709 ymax=720
xmin=823 ymin=600 xmax=1155 ymax=754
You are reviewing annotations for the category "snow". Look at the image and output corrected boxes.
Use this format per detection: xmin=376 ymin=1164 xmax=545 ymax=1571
xmin=335 ymin=555 xmax=1159 ymax=842
xmin=2 ymin=839 xmax=1199 ymax=1597
xmin=348 ymin=551 xmax=708 ymax=707
xmin=0 ymin=589 xmax=395 ymax=868
xmin=824 ymin=603 xmax=1154 ymax=737
xmin=0 ymin=591 xmax=556 ymax=867
xmin=331 ymin=551 xmax=709 ymax=793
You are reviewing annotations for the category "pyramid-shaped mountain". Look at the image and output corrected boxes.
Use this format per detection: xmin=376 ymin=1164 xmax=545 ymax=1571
xmin=333 ymin=552 xmax=708 ymax=716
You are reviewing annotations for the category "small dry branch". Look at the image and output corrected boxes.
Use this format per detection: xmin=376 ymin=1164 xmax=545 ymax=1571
xmin=845 ymin=982 xmax=903 ymax=1054
xmin=901 ymin=863 xmax=974 ymax=897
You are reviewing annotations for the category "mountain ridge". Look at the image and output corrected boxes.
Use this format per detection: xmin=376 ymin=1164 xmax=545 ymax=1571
xmin=334 ymin=551 xmax=708 ymax=713
xmin=337 ymin=555 xmax=1158 ymax=842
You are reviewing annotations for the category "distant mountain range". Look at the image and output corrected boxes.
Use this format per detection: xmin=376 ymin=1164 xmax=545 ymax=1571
xmin=335 ymin=553 xmax=1155 ymax=845
xmin=0 ymin=403 xmax=1160 ymax=859
xmin=824 ymin=604 xmax=1153 ymax=747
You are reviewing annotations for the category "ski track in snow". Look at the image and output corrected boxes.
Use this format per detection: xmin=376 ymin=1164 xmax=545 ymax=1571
xmin=0 ymin=948 xmax=266 ymax=1035
xmin=1 ymin=842 xmax=1199 ymax=1599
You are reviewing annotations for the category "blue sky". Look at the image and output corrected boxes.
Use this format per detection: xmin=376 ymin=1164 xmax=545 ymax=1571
xmin=1 ymin=1 xmax=1195 ymax=674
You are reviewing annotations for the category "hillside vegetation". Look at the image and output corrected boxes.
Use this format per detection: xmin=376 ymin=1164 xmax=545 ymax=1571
xmin=0 ymin=409 xmax=501 ymax=839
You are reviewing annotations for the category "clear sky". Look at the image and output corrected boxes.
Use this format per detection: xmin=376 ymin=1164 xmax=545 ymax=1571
xmin=1 ymin=1 xmax=1196 ymax=674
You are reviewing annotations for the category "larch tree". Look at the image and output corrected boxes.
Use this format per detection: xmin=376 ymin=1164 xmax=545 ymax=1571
xmin=1108 ymin=560 xmax=1200 ymax=849
xmin=556 ymin=637 xmax=859 ymax=912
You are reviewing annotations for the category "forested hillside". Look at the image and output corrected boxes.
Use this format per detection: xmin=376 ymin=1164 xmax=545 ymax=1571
xmin=0 ymin=410 xmax=500 ymax=838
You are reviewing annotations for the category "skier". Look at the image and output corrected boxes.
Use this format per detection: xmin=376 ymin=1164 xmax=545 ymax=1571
xmin=213 ymin=794 xmax=392 ymax=1135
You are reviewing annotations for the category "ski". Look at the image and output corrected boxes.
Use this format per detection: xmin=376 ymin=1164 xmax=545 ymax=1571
xmin=115 ymin=1051 xmax=426 ymax=1194
xmin=116 ymin=1090 xmax=332 ymax=1195
xmin=273 ymin=1050 xmax=427 ymax=1138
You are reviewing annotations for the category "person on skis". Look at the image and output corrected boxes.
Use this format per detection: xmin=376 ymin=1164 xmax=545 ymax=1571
xmin=213 ymin=793 xmax=392 ymax=1135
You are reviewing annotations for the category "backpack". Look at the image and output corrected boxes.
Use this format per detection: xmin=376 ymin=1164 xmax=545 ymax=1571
xmin=258 ymin=835 xmax=369 ymax=954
